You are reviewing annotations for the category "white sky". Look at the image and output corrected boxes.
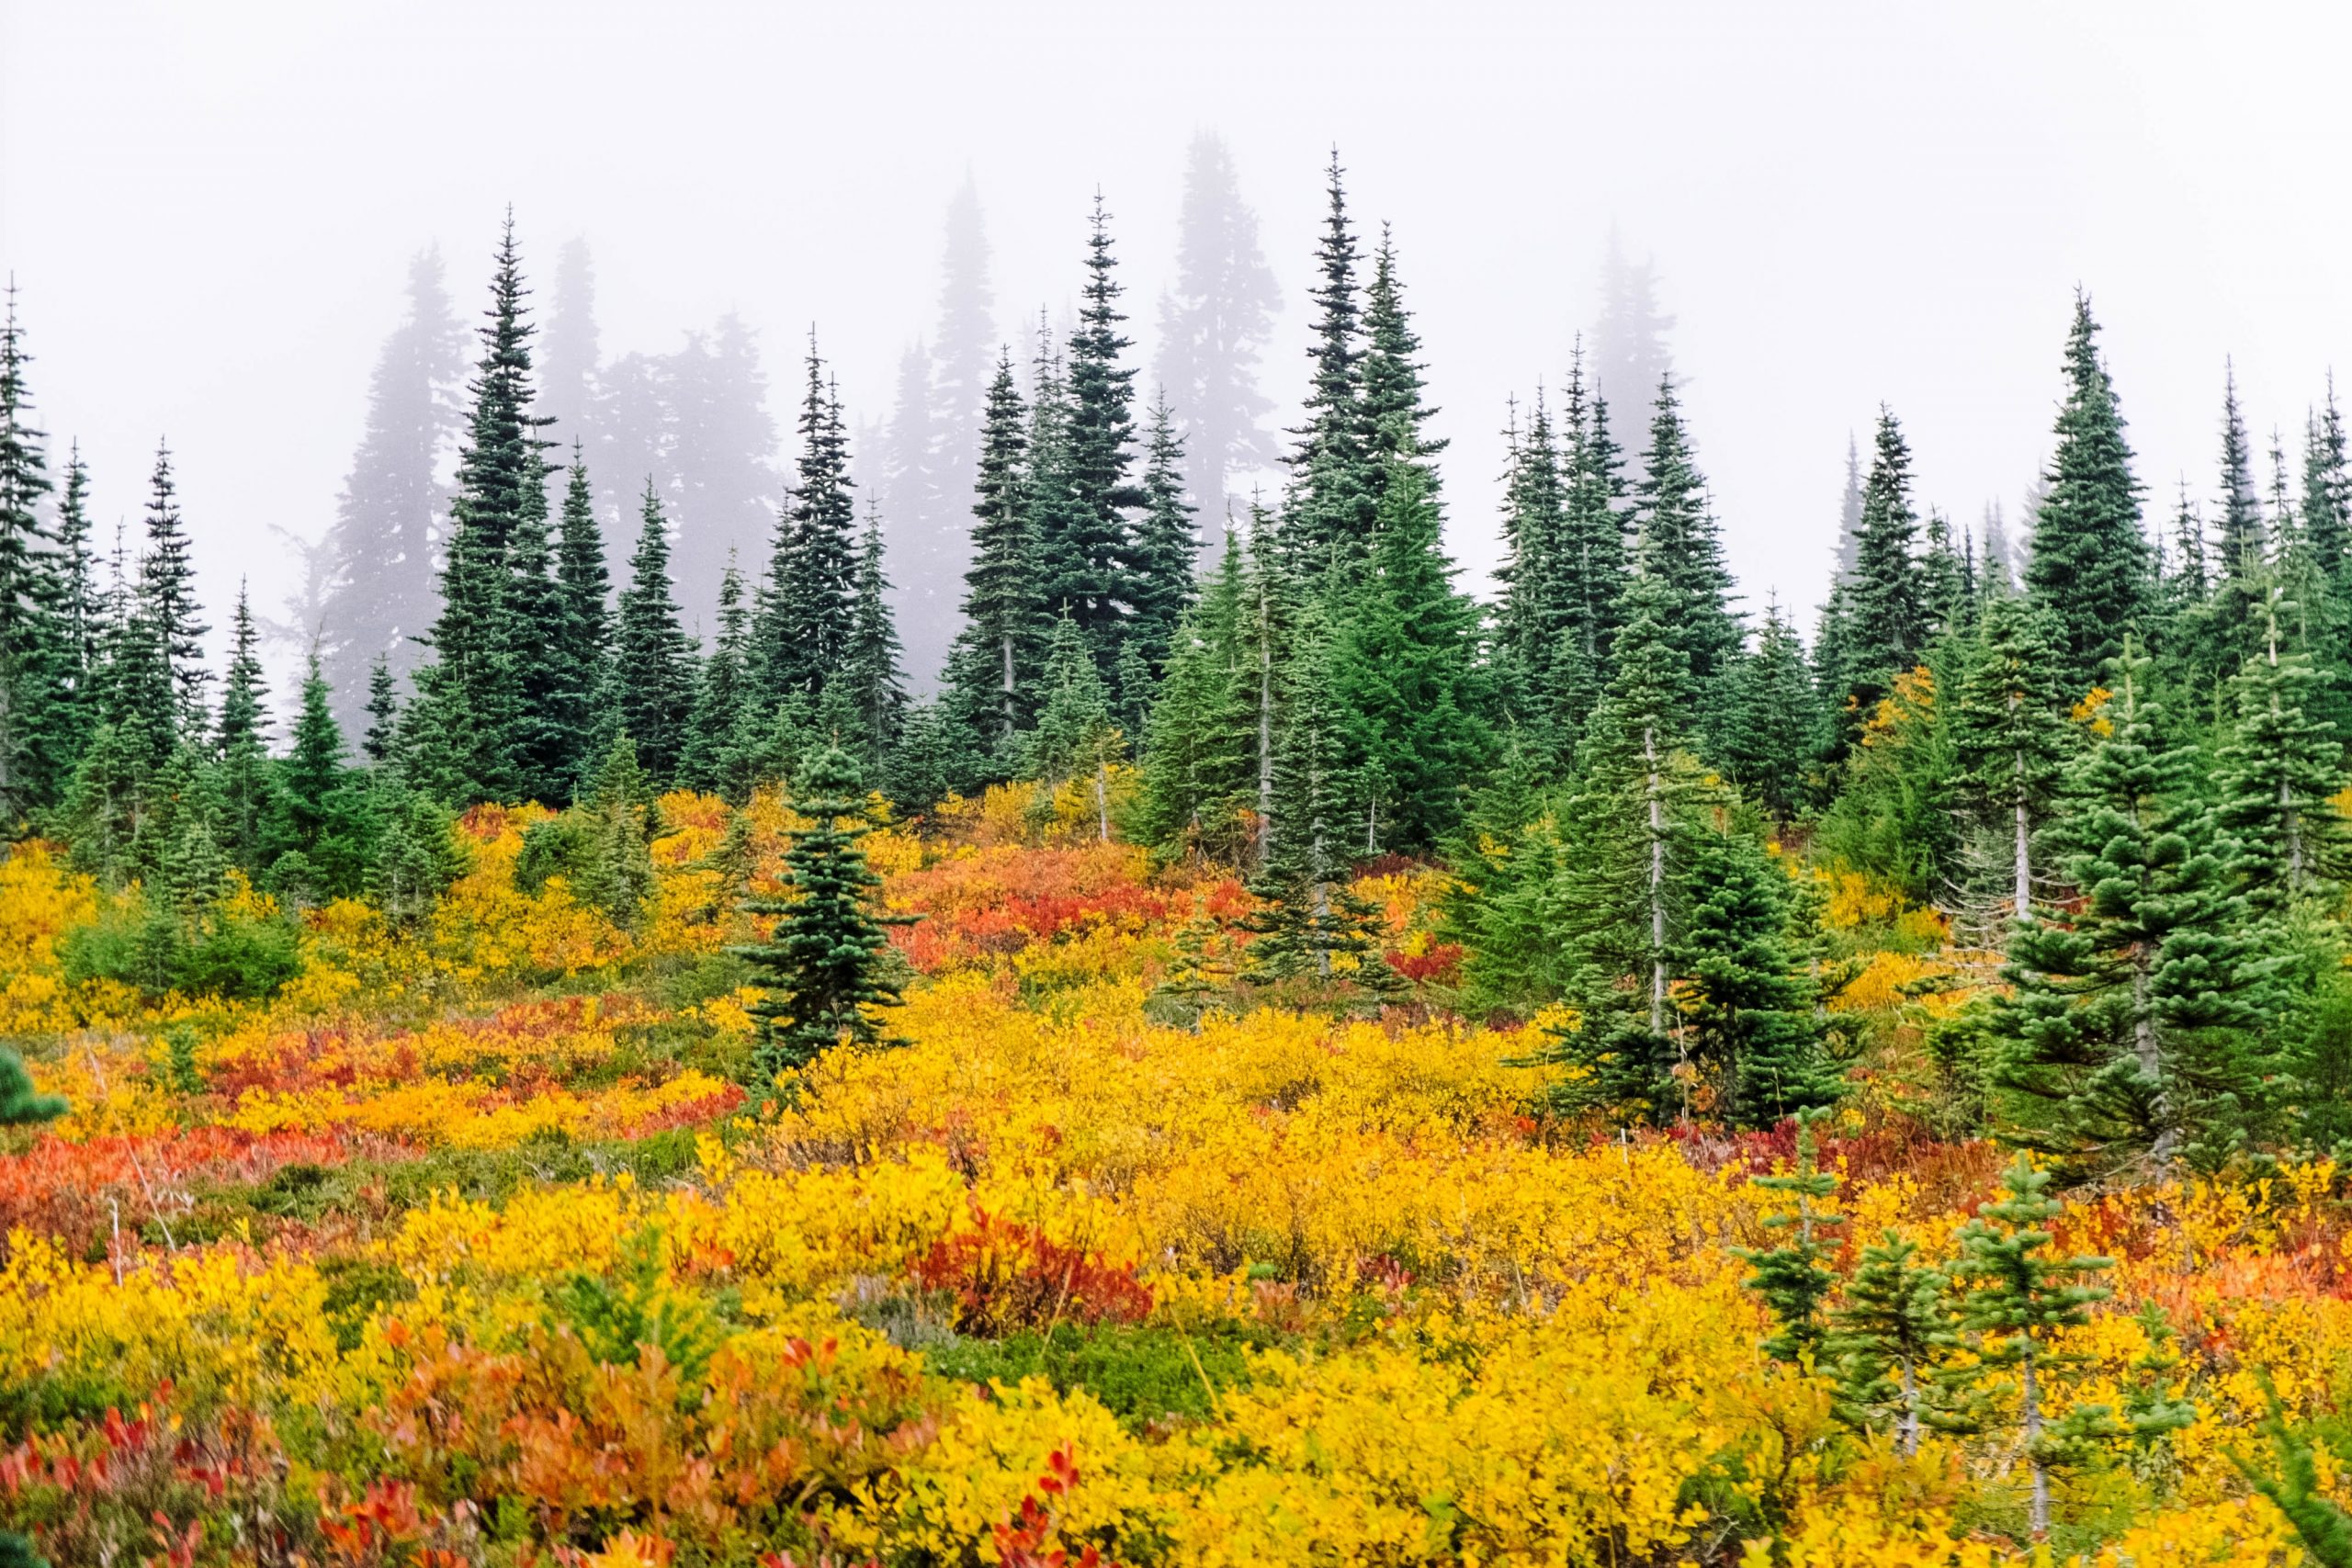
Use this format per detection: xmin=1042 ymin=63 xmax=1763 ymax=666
xmin=5 ymin=1 xmax=2348 ymax=685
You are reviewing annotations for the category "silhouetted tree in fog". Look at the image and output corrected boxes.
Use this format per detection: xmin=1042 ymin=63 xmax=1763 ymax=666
xmin=1591 ymin=229 xmax=1675 ymax=464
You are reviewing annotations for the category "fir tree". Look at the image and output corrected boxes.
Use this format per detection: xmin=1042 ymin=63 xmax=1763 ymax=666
xmin=547 ymin=444 xmax=611 ymax=773
xmin=271 ymin=653 xmax=364 ymax=897
xmin=947 ymin=350 xmax=1039 ymax=749
xmin=1829 ymin=1232 xmax=1963 ymax=1456
xmin=361 ymin=658 xmax=399 ymax=767
xmin=1630 ymin=378 xmax=1740 ymax=721
xmin=1495 ymin=388 xmax=1579 ymax=751
xmin=1360 ymin=227 xmax=1442 ymax=492
xmin=139 ymin=443 xmax=209 ymax=737
xmin=1995 ymin=639 xmax=2279 ymax=1177
xmin=1155 ymin=130 xmax=1282 ymax=527
xmin=1950 ymin=596 xmax=2073 ymax=922
xmin=679 ymin=558 xmax=753 ymax=796
xmin=2303 ymin=377 xmax=2351 ymax=601
xmin=2216 ymin=362 xmax=2267 ymax=581
xmin=1124 ymin=394 xmax=1198 ymax=672
xmin=730 ymin=745 xmax=911 ymax=1082
xmin=605 ymin=481 xmax=698 ymax=784
xmin=50 ymin=444 xmax=100 ymax=753
xmin=0 ymin=277 xmax=53 ymax=824
xmin=1284 ymin=151 xmax=1373 ymax=565
xmin=758 ymin=341 xmax=858 ymax=695
xmin=1685 ymin=825 xmax=1840 ymax=1126
xmin=212 ymin=585 xmax=276 ymax=871
xmin=1720 ymin=601 xmax=1823 ymax=821
xmin=1028 ymin=609 xmax=1124 ymax=839
xmin=1136 ymin=525 xmax=1253 ymax=861
xmin=1329 ymin=455 xmax=1492 ymax=853
xmin=842 ymin=502 xmax=907 ymax=770
xmin=1950 ymin=1153 xmax=2116 ymax=1540
xmin=368 ymin=772 xmax=464 ymax=931
xmin=2025 ymin=292 xmax=2154 ymax=694
xmin=1830 ymin=407 xmax=1927 ymax=740
xmin=2213 ymin=588 xmax=2344 ymax=907
xmin=501 ymin=440 xmax=572 ymax=805
xmin=1048 ymin=195 xmax=1144 ymax=662
xmin=1734 ymin=1113 xmax=1846 ymax=1365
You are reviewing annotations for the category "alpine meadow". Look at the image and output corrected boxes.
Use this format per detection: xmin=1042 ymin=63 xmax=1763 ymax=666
xmin=18 ymin=29 xmax=2352 ymax=1562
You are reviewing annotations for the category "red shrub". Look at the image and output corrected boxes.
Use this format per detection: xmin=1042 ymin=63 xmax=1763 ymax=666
xmin=910 ymin=1207 xmax=1152 ymax=1336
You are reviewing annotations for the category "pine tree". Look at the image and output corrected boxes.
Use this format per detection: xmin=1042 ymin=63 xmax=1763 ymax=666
xmin=841 ymin=502 xmax=907 ymax=770
xmin=1630 ymin=378 xmax=1741 ymax=722
xmin=1283 ymin=151 xmax=1374 ymax=566
xmin=1734 ymin=1113 xmax=1846 ymax=1365
xmin=605 ymin=481 xmax=698 ymax=784
xmin=1685 ymin=824 xmax=1840 ymax=1126
xmin=1329 ymin=455 xmax=1492 ymax=854
xmin=2213 ymin=587 xmax=2344 ymax=908
xmin=1719 ymin=602 xmax=1822 ymax=821
xmin=314 ymin=247 xmax=467 ymax=732
xmin=1155 ymin=131 xmax=1282 ymax=528
xmin=1951 ymin=1153 xmax=2116 ymax=1540
xmin=1995 ymin=639 xmax=2279 ymax=1177
xmin=212 ymin=585 xmax=276 ymax=871
xmin=2025 ymin=292 xmax=2154 ymax=694
xmin=1829 ymin=1232 xmax=1962 ymax=1456
xmin=0 ymin=282 xmax=59 ymax=824
xmin=1048 ymin=195 xmax=1144 ymax=663
xmin=947 ymin=350 xmax=1039 ymax=750
xmin=680 ymin=558 xmax=753 ymax=796
xmin=730 ymin=745 xmax=910 ymax=1082
xmin=139 ymin=443 xmax=209 ymax=737
xmin=1123 ymin=395 xmax=1198 ymax=672
xmin=758 ymin=341 xmax=859 ymax=695
xmin=1950 ymin=596 xmax=2073 ymax=922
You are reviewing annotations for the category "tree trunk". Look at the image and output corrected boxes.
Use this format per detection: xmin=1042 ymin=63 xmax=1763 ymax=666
xmin=1094 ymin=761 xmax=1110 ymax=844
xmin=1000 ymin=630 xmax=1016 ymax=734
xmin=1256 ymin=606 xmax=1273 ymax=869
xmin=2012 ymin=739 xmax=2032 ymax=920
xmin=2022 ymin=1346 xmax=2049 ymax=1538
xmin=1645 ymin=721 xmax=1668 ymax=1040
xmin=1898 ymin=1357 xmax=1919 ymax=1457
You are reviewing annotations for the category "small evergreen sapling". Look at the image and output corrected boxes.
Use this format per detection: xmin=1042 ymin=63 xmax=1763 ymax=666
xmin=1735 ymin=1112 xmax=1845 ymax=1367
xmin=1826 ymin=1230 xmax=1962 ymax=1454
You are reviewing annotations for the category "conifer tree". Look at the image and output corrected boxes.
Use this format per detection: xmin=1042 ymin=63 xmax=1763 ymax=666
xmin=271 ymin=653 xmax=364 ymax=897
xmin=1136 ymin=525 xmax=1253 ymax=860
xmin=1048 ymin=196 xmax=1144 ymax=662
xmin=1685 ymin=825 xmax=1840 ymax=1126
xmin=1995 ymin=639 xmax=2278 ymax=1176
xmin=50 ymin=446 xmax=100 ymax=756
xmin=842 ymin=503 xmax=907 ymax=770
xmin=680 ymin=558 xmax=753 ymax=796
xmin=1329 ymin=455 xmax=1492 ymax=853
xmin=1630 ymin=378 xmax=1741 ymax=717
xmin=1124 ymin=394 xmax=1197 ymax=672
xmin=1830 ymin=407 xmax=1928 ymax=739
xmin=1720 ymin=602 xmax=1823 ymax=821
xmin=1950 ymin=596 xmax=2073 ymax=921
xmin=1951 ymin=1154 xmax=2117 ymax=1540
xmin=1735 ymin=1114 xmax=1846 ymax=1365
xmin=1360 ymin=227 xmax=1442 ymax=494
xmin=1028 ymin=609 xmax=1124 ymax=839
xmin=730 ymin=745 xmax=910 ymax=1082
xmin=212 ymin=585 xmax=276 ymax=871
xmin=0 ymin=279 xmax=53 ymax=823
xmin=501 ymin=446 xmax=572 ymax=805
xmin=1921 ymin=507 xmax=1972 ymax=641
xmin=1284 ymin=151 xmax=1373 ymax=565
xmin=361 ymin=658 xmax=399 ymax=767
xmin=139 ymin=443 xmax=210 ymax=737
xmin=948 ymin=350 xmax=1039 ymax=750
xmin=1495 ymin=389 xmax=1577 ymax=750
xmin=2303 ymin=377 xmax=2351 ymax=601
xmin=1557 ymin=354 xmax=1633 ymax=725
xmin=1828 ymin=1233 xmax=1963 ymax=1456
xmin=758 ymin=342 xmax=859 ymax=694
xmin=547 ymin=444 xmax=611 ymax=773
xmin=368 ymin=771 xmax=464 ymax=931
xmin=2216 ymin=363 xmax=2267 ymax=581
xmin=2214 ymin=588 xmax=2343 ymax=907
xmin=605 ymin=481 xmax=698 ymax=784
xmin=2025 ymin=293 xmax=2154 ymax=694
xmin=1155 ymin=130 xmax=1282 ymax=526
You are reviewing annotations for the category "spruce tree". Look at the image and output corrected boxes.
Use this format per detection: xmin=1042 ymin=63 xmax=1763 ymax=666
xmin=842 ymin=502 xmax=907 ymax=771
xmin=758 ymin=342 xmax=859 ymax=695
xmin=50 ymin=446 xmax=99 ymax=758
xmin=605 ymin=481 xmax=698 ymax=784
xmin=1154 ymin=130 xmax=1282 ymax=526
xmin=1360 ymin=227 xmax=1443 ymax=494
xmin=362 ymin=658 xmax=399 ymax=767
xmin=1557 ymin=353 xmax=1633 ymax=733
xmin=947 ymin=349 xmax=1039 ymax=750
xmin=1136 ymin=525 xmax=1253 ymax=860
xmin=502 ymin=446 xmax=572 ymax=804
xmin=1828 ymin=407 xmax=1926 ymax=742
xmin=2215 ymin=362 xmax=2267 ymax=581
xmin=2303 ymin=377 xmax=2351 ymax=602
xmin=2025 ymin=292 xmax=2154 ymax=694
xmin=367 ymin=771 xmax=464 ymax=931
xmin=1950 ymin=1154 xmax=2116 ymax=1540
xmin=547 ymin=444 xmax=611 ymax=773
xmin=139 ymin=443 xmax=210 ymax=737
xmin=1828 ymin=1232 xmax=1962 ymax=1456
xmin=1950 ymin=595 xmax=2073 ymax=922
xmin=2213 ymin=588 xmax=2343 ymax=907
xmin=1685 ymin=824 xmax=1840 ymax=1126
xmin=0 ymin=278 xmax=53 ymax=823
xmin=1720 ymin=601 xmax=1823 ymax=821
xmin=1124 ymin=394 xmax=1198 ymax=671
xmin=1283 ymin=151 xmax=1373 ymax=565
xmin=1329 ymin=455 xmax=1492 ymax=854
xmin=1995 ymin=638 xmax=2279 ymax=1176
xmin=212 ymin=584 xmax=277 ymax=871
xmin=1028 ymin=609 xmax=1124 ymax=839
xmin=271 ymin=653 xmax=364 ymax=897
xmin=680 ymin=558 xmax=753 ymax=796
xmin=1048 ymin=195 xmax=1144 ymax=663
xmin=1495 ymin=389 xmax=1577 ymax=751
xmin=1630 ymin=378 xmax=1741 ymax=720
xmin=1734 ymin=1114 xmax=1846 ymax=1365
xmin=730 ymin=745 xmax=910 ymax=1081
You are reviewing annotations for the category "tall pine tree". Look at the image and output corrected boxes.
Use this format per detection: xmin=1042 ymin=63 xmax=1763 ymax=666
xmin=604 ymin=481 xmax=698 ymax=784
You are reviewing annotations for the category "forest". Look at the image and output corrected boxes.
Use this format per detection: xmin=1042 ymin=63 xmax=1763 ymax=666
xmin=4 ymin=140 xmax=2352 ymax=1563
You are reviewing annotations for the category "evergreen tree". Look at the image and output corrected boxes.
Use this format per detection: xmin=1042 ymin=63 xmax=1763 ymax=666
xmin=1048 ymin=195 xmax=1144 ymax=663
xmin=605 ymin=481 xmax=698 ymax=784
xmin=2302 ymin=377 xmax=2351 ymax=602
xmin=1831 ymin=433 xmax=1866 ymax=582
xmin=946 ymin=350 xmax=1039 ymax=750
xmin=730 ymin=745 xmax=910 ymax=1082
xmin=758 ymin=342 xmax=858 ymax=695
xmin=1829 ymin=407 xmax=1927 ymax=739
xmin=1685 ymin=823 xmax=1840 ymax=1126
xmin=1719 ymin=602 xmax=1821 ymax=821
xmin=1630 ymin=378 xmax=1741 ymax=722
xmin=1734 ymin=1114 xmax=1845 ymax=1365
xmin=1125 ymin=394 xmax=1197 ymax=672
xmin=1995 ymin=639 xmax=2279 ymax=1177
xmin=139 ymin=443 xmax=209 ymax=737
xmin=0 ymin=281 xmax=59 ymax=823
xmin=1028 ymin=610 xmax=1123 ymax=839
xmin=212 ymin=585 xmax=276 ymax=871
xmin=841 ymin=502 xmax=907 ymax=770
xmin=501 ymin=442 xmax=572 ymax=805
xmin=1155 ymin=130 xmax=1282 ymax=528
xmin=1590 ymin=230 xmax=1677 ymax=462
xmin=1921 ymin=506 xmax=1972 ymax=641
xmin=546 ymin=444 xmax=611 ymax=775
xmin=537 ymin=237 xmax=600 ymax=445
xmin=1950 ymin=1154 xmax=2117 ymax=1540
xmin=1950 ymin=596 xmax=2073 ymax=922
xmin=1283 ymin=151 xmax=1374 ymax=565
xmin=680 ymin=558 xmax=753 ymax=796
xmin=367 ymin=771 xmax=464 ymax=931
xmin=270 ymin=653 xmax=365 ymax=897
xmin=314 ymin=247 xmax=467 ymax=731
xmin=1329 ymin=456 xmax=1492 ymax=853
xmin=1136 ymin=525 xmax=1253 ymax=860
xmin=1829 ymin=1232 xmax=1963 ymax=1457
xmin=362 ymin=658 xmax=399 ymax=767
xmin=2025 ymin=292 xmax=2154 ymax=694
xmin=2213 ymin=588 xmax=2344 ymax=908
xmin=50 ymin=446 xmax=99 ymax=757
xmin=1557 ymin=354 xmax=1632 ymax=724
xmin=1495 ymin=389 xmax=1572 ymax=744
xmin=1360 ymin=227 xmax=1442 ymax=491
xmin=2215 ymin=362 xmax=2267 ymax=581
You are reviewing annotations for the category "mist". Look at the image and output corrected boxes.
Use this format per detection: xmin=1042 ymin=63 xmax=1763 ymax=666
xmin=6 ymin=0 xmax=2350 ymax=705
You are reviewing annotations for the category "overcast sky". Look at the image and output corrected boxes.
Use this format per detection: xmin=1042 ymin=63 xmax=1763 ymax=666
xmin=6 ymin=1 xmax=2348 ymax=680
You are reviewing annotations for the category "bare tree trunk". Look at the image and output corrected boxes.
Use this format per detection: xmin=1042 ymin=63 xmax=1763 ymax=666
xmin=1094 ymin=761 xmax=1110 ymax=844
xmin=1256 ymin=600 xmax=1273 ymax=870
xmin=1645 ymin=721 xmax=1668 ymax=1039
xmin=1898 ymin=1358 xmax=1920 ymax=1457
xmin=2022 ymin=1348 xmax=2049 ymax=1539
xmin=2012 ymin=738 xmax=2032 ymax=920
xmin=1001 ymin=631 xmax=1016 ymax=734
xmin=2134 ymin=945 xmax=2173 ymax=1176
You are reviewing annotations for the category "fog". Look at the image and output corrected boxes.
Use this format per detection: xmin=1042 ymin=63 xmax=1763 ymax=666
xmin=6 ymin=0 xmax=2349 ymax=694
